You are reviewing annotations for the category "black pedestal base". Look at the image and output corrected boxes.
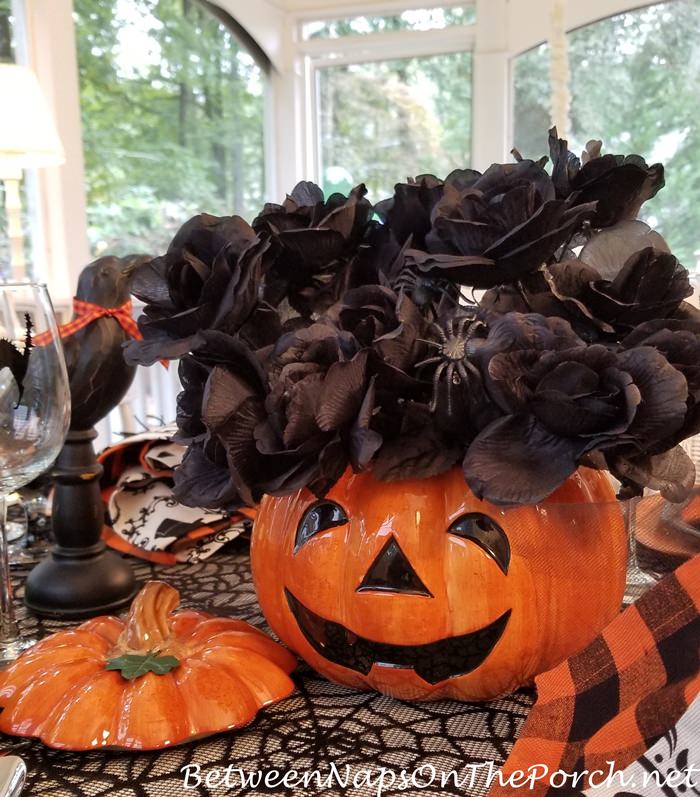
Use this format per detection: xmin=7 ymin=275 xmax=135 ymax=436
xmin=25 ymin=542 xmax=137 ymax=619
xmin=25 ymin=427 xmax=138 ymax=619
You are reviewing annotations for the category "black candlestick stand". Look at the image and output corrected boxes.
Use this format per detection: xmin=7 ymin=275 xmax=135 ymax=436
xmin=24 ymin=257 xmax=146 ymax=617
xmin=24 ymin=431 xmax=137 ymax=618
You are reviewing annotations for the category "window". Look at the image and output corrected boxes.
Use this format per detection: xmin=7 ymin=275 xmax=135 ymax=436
xmin=73 ymin=0 xmax=267 ymax=258
xmin=308 ymin=7 xmax=474 ymax=204
xmin=512 ymin=0 xmax=700 ymax=271
xmin=0 ymin=0 xmax=14 ymax=61
xmin=318 ymin=52 xmax=472 ymax=202
xmin=303 ymin=6 xmax=475 ymax=40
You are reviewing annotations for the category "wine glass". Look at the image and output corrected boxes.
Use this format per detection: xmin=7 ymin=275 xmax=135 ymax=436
xmin=0 ymin=283 xmax=70 ymax=664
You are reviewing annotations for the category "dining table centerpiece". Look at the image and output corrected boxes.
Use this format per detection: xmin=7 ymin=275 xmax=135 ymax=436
xmin=126 ymin=128 xmax=700 ymax=701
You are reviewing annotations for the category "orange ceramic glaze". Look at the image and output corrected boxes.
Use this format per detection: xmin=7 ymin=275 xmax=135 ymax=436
xmin=0 ymin=581 xmax=297 ymax=750
xmin=251 ymin=466 xmax=627 ymax=701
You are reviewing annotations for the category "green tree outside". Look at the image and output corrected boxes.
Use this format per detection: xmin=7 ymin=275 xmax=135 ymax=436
xmin=513 ymin=0 xmax=700 ymax=270
xmin=319 ymin=52 xmax=472 ymax=203
xmin=73 ymin=0 xmax=265 ymax=257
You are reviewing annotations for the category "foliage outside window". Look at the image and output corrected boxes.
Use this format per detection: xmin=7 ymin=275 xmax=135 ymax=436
xmin=74 ymin=0 xmax=266 ymax=258
xmin=0 ymin=0 xmax=14 ymax=61
xmin=513 ymin=0 xmax=700 ymax=271
xmin=319 ymin=52 xmax=472 ymax=203
xmin=303 ymin=6 xmax=475 ymax=39
xmin=0 ymin=0 xmax=34 ymax=278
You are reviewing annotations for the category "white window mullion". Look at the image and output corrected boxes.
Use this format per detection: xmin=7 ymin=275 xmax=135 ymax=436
xmin=294 ymin=0 xmax=472 ymax=23
xmin=471 ymin=0 xmax=509 ymax=169
xmin=268 ymin=15 xmax=318 ymax=197
xmin=300 ymin=24 xmax=476 ymax=64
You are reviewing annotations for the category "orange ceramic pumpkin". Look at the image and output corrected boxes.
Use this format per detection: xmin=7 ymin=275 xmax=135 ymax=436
xmin=0 ymin=581 xmax=297 ymax=750
xmin=251 ymin=466 xmax=627 ymax=701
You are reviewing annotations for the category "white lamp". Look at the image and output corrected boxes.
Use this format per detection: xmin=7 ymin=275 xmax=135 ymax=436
xmin=0 ymin=63 xmax=65 ymax=281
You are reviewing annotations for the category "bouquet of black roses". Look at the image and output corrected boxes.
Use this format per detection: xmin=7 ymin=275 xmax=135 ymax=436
xmin=126 ymin=129 xmax=700 ymax=509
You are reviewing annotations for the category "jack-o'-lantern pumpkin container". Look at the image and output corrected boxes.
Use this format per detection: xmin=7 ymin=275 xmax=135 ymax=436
xmin=251 ymin=465 xmax=626 ymax=702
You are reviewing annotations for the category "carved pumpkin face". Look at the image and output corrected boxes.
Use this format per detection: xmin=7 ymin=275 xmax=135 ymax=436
xmin=251 ymin=466 xmax=627 ymax=701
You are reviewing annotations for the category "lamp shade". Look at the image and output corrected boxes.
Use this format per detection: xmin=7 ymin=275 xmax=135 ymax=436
xmin=0 ymin=64 xmax=65 ymax=172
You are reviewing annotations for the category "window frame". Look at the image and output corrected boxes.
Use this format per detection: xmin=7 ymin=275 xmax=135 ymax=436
xmin=296 ymin=3 xmax=476 ymax=185
xmin=13 ymin=0 xmax=676 ymax=302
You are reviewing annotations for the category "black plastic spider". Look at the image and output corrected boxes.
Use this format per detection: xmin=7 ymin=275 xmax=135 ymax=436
xmin=392 ymin=267 xmax=461 ymax=310
xmin=417 ymin=314 xmax=484 ymax=414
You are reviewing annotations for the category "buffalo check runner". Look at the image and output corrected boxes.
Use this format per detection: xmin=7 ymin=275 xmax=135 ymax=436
xmin=491 ymin=553 xmax=700 ymax=797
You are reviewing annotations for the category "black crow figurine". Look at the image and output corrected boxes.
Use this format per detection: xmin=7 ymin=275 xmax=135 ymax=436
xmin=63 ymin=255 xmax=146 ymax=430
xmin=24 ymin=255 xmax=146 ymax=618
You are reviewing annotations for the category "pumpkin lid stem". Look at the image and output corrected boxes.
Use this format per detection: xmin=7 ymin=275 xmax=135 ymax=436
xmin=119 ymin=581 xmax=180 ymax=653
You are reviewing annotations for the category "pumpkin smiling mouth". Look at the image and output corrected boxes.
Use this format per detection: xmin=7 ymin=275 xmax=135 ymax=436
xmin=285 ymin=588 xmax=511 ymax=684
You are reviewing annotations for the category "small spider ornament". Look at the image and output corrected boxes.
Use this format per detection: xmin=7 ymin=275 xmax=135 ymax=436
xmin=392 ymin=269 xmax=461 ymax=315
xmin=417 ymin=312 xmax=485 ymax=416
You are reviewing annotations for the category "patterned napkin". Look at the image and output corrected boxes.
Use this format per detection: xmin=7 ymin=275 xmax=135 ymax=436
xmin=579 ymin=693 xmax=699 ymax=797
xmin=490 ymin=553 xmax=700 ymax=797
xmin=98 ymin=426 xmax=255 ymax=564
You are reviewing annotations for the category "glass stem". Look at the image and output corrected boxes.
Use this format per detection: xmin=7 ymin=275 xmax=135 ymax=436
xmin=0 ymin=493 xmax=19 ymax=641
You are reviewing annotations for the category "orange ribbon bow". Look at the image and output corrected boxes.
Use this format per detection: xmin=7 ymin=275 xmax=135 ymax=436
xmin=35 ymin=298 xmax=168 ymax=368
xmin=34 ymin=298 xmax=140 ymax=345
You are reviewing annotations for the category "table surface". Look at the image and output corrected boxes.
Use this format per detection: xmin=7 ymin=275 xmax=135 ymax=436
xmin=0 ymin=539 xmax=533 ymax=797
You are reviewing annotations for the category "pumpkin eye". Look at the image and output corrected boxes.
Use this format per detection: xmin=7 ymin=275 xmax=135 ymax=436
xmin=447 ymin=513 xmax=510 ymax=575
xmin=295 ymin=500 xmax=348 ymax=552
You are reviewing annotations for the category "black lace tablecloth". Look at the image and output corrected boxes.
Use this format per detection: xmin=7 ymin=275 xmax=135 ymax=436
xmin=0 ymin=540 xmax=533 ymax=797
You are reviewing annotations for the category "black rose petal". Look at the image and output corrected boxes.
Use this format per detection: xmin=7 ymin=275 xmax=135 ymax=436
xmin=463 ymin=414 xmax=586 ymax=504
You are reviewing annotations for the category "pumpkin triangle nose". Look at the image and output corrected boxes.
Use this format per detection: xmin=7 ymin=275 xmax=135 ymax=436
xmin=357 ymin=536 xmax=433 ymax=597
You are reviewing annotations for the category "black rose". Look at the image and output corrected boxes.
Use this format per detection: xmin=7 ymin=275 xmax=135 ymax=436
xmin=464 ymin=334 xmax=688 ymax=503
xmin=409 ymin=159 xmax=595 ymax=288
xmin=253 ymin=182 xmax=374 ymax=318
xmin=125 ymin=214 xmax=269 ymax=365
xmin=549 ymin=128 xmax=664 ymax=228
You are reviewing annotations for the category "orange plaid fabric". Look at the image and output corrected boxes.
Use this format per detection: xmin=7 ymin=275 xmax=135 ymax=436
xmin=490 ymin=553 xmax=700 ymax=796
xmin=34 ymin=297 xmax=141 ymax=346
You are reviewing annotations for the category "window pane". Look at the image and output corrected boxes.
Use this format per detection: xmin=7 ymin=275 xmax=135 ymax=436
xmin=0 ymin=0 xmax=15 ymax=61
xmin=74 ymin=0 xmax=266 ymax=258
xmin=0 ymin=0 xmax=34 ymax=280
xmin=0 ymin=0 xmax=11 ymax=271
xmin=303 ymin=6 xmax=475 ymax=40
xmin=319 ymin=52 xmax=472 ymax=203
xmin=513 ymin=0 xmax=700 ymax=271
xmin=512 ymin=42 xmax=549 ymax=164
